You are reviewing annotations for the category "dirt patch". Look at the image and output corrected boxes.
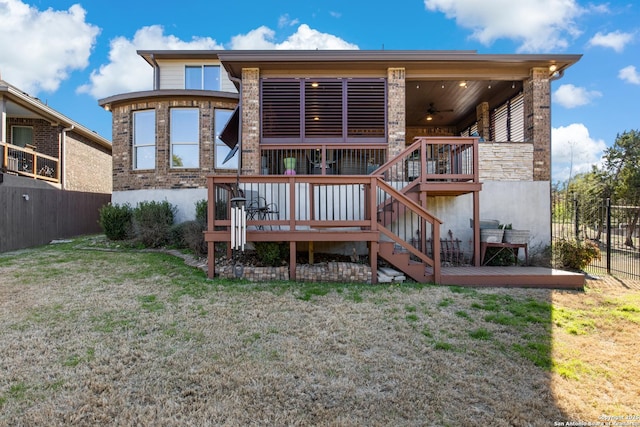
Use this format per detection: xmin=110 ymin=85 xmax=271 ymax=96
xmin=0 ymin=240 xmax=638 ymax=426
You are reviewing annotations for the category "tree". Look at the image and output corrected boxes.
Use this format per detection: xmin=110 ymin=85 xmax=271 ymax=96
xmin=602 ymin=130 xmax=640 ymax=247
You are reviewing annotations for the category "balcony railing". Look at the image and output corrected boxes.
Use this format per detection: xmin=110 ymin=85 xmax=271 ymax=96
xmin=377 ymin=137 xmax=478 ymax=186
xmin=1 ymin=142 xmax=59 ymax=183
xmin=259 ymin=145 xmax=387 ymax=175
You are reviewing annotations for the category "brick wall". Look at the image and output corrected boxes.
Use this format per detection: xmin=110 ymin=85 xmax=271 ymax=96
xmin=241 ymin=68 xmax=260 ymax=175
xmin=64 ymin=132 xmax=112 ymax=193
xmin=7 ymin=118 xmax=60 ymax=158
xmin=111 ymin=96 xmax=238 ymax=192
xmin=524 ymin=67 xmax=551 ymax=181
xmin=387 ymin=68 xmax=406 ymax=159
xmin=478 ymin=142 xmax=534 ymax=181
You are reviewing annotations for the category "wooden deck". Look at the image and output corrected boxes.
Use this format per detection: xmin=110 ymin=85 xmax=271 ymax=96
xmin=439 ymin=266 xmax=585 ymax=289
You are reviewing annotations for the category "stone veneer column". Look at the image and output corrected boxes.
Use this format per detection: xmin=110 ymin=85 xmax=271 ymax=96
xmin=524 ymin=67 xmax=551 ymax=181
xmin=476 ymin=102 xmax=490 ymax=140
xmin=387 ymin=68 xmax=406 ymax=159
xmin=241 ymin=68 xmax=260 ymax=175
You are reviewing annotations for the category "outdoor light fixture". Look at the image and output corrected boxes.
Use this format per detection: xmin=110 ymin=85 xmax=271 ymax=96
xmin=512 ymin=82 xmax=516 ymax=89
xmin=311 ymin=82 xmax=319 ymax=88
xmin=441 ymin=82 xmax=445 ymax=89
xmin=459 ymin=81 xmax=467 ymax=88
xmin=426 ymin=115 xmax=433 ymax=121
xmin=549 ymin=64 xmax=557 ymax=72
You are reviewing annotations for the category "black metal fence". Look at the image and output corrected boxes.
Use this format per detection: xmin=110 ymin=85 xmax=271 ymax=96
xmin=552 ymin=194 xmax=640 ymax=279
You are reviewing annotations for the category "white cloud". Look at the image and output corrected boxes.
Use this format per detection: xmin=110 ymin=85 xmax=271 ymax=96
xmin=588 ymin=31 xmax=634 ymax=52
xmin=78 ymin=25 xmax=223 ymax=99
xmin=230 ymin=24 xmax=358 ymax=50
xmin=552 ymin=123 xmax=607 ymax=182
xmin=0 ymin=0 xmax=99 ymax=94
xmin=618 ymin=65 xmax=640 ymax=85
xmin=278 ymin=14 xmax=299 ymax=28
xmin=82 ymin=23 xmax=357 ymax=99
xmin=424 ymin=0 xmax=584 ymax=52
xmin=553 ymin=84 xmax=602 ymax=108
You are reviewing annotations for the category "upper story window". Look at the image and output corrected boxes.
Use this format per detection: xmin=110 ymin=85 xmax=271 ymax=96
xmin=214 ymin=109 xmax=237 ymax=169
xmin=170 ymin=108 xmax=199 ymax=169
xmin=261 ymin=78 xmax=386 ymax=143
xmin=11 ymin=126 xmax=33 ymax=148
xmin=133 ymin=110 xmax=156 ymax=170
xmin=185 ymin=65 xmax=221 ymax=90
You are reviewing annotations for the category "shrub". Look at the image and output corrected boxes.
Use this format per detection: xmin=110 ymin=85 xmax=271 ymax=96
xmin=554 ymin=239 xmax=601 ymax=271
xmin=254 ymin=242 xmax=287 ymax=266
xmin=181 ymin=220 xmax=207 ymax=257
xmin=99 ymin=203 xmax=133 ymax=240
xmin=132 ymin=200 xmax=176 ymax=248
xmin=484 ymin=246 xmax=516 ymax=266
xmin=195 ymin=199 xmax=207 ymax=225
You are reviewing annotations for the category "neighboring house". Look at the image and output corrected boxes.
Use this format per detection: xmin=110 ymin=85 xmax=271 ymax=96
xmin=99 ymin=49 xmax=581 ymax=285
xmin=1 ymin=79 xmax=112 ymax=193
xmin=0 ymin=79 xmax=112 ymax=252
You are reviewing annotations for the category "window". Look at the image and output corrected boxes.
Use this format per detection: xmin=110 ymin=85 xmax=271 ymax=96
xmin=185 ymin=65 xmax=221 ymax=90
xmin=11 ymin=126 xmax=33 ymax=147
xmin=261 ymin=78 xmax=386 ymax=143
xmin=215 ymin=109 xmax=237 ymax=169
xmin=133 ymin=110 xmax=156 ymax=170
xmin=170 ymin=108 xmax=199 ymax=168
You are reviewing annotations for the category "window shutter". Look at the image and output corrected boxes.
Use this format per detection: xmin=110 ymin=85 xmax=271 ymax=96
xmin=262 ymin=80 xmax=301 ymax=139
xmin=509 ymin=93 xmax=524 ymax=142
xmin=304 ymin=80 xmax=342 ymax=138
xmin=347 ymin=80 xmax=386 ymax=139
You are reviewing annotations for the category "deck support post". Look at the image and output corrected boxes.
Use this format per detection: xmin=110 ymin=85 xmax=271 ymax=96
xmin=289 ymin=241 xmax=297 ymax=281
xmin=370 ymin=241 xmax=378 ymax=284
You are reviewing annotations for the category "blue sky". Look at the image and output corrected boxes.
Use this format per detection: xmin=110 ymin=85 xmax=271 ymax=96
xmin=1 ymin=0 xmax=638 ymax=183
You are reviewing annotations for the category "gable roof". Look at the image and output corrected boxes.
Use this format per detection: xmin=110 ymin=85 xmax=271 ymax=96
xmin=0 ymin=79 xmax=111 ymax=150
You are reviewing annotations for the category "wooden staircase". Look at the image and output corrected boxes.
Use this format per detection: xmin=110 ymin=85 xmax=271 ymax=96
xmin=378 ymin=241 xmax=433 ymax=283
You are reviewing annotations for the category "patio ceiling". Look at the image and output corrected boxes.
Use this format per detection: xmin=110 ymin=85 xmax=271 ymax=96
xmin=405 ymin=79 xmax=523 ymax=128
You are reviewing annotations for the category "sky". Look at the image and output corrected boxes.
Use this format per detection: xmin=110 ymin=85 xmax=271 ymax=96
xmin=0 ymin=0 xmax=638 ymax=184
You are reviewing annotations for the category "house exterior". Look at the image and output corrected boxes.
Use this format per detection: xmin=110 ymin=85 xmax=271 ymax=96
xmin=99 ymin=49 xmax=581 ymax=285
xmin=1 ymin=79 xmax=112 ymax=193
xmin=0 ymin=79 xmax=112 ymax=253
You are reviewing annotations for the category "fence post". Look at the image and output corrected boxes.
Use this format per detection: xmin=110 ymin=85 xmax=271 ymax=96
xmin=574 ymin=194 xmax=580 ymax=241
xmin=606 ymin=197 xmax=611 ymax=275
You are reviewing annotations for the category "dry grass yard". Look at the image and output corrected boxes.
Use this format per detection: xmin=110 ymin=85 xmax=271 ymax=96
xmin=0 ymin=237 xmax=638 ymax=426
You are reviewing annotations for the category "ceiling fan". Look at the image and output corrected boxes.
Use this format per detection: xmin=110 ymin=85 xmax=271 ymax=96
xmin=424 ymin=102 xmax=453 ymax=121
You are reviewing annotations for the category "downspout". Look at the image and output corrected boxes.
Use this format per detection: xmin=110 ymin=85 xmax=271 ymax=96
xmin=61 ymin=125 xmax=74 ymax=189
xmin=150 ymin=54 xmax=160 ymax=90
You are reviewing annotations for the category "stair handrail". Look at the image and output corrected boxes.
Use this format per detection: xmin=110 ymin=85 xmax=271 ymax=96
xmin=374 ymin=176 xmax=442 ymax=281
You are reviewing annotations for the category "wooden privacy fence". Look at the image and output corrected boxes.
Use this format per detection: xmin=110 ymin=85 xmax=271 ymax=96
xmin=0 ymin=184 xmax=111 ymax=252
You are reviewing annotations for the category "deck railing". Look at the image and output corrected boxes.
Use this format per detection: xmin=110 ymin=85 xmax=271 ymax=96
xmin=1 ymin=141 xmax=59 ymax=183
xmin=376 ymin=136 xmax=478 ymax=187
xmin=205 ymin=174 xmax=441 ymax=282
xmin=259 ymin=145 xmax=387 ymax=175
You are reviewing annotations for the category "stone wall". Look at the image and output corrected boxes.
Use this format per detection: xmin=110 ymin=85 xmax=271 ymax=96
xmin=478 ymin=142 xmax=533 ymax=181
xmin=387 ymin=68 xmax=406 ymax=159
xmin=217 ymin=262 xmax=373 ymax=283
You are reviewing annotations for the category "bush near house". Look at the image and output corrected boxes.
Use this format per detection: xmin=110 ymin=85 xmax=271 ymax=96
xmin=554 ymin=238 xmax=601 ymax=271
xmin=99 ymin=203 xmax=133 ymax=240
xmin=132 ymin=201 xmax=176 ymax=248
